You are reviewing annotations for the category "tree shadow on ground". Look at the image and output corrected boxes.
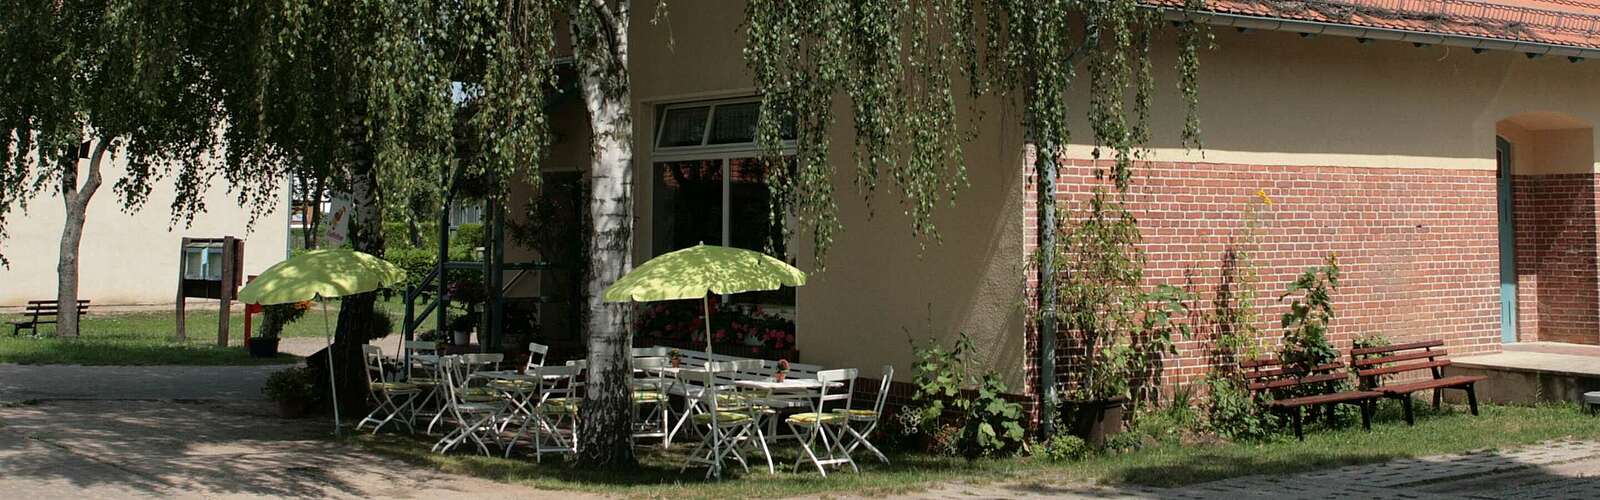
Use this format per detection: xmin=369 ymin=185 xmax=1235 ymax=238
xmin=0 ymin=399 xmax=473 ymax=498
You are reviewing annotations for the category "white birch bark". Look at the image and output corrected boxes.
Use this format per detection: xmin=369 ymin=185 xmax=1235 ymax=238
xmin=55 ymin=137 xmax=110 ymax=338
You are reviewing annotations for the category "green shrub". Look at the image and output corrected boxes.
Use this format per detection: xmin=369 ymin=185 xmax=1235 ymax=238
xmin=453 ymin=223 xmax=485 ymax=249
xmin=258 ymin=301 xmax=311 ymax=339
xmin=1037 ymin=433 xmax=1090 ymax=462
xmin=263 ymin=367 xmax=317 ymax=402
xmin=1280 ymin=253 xmax=1341 ymax=371
xmin=1204 ymin=374 xmax=1280 ymax=441
xmin=904 ymin=333 xmax=1026 ymax=458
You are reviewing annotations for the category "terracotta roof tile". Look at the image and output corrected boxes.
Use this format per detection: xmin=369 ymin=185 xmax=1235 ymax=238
xmin=1149 ymin=0 xmax=1600 ymax=50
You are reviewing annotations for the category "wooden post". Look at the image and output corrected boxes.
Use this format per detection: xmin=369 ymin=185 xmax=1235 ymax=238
xmin=176 ymin=237 xmax=189 ymax=342
xmin=217 ymin=236 xmax=237 ymax=347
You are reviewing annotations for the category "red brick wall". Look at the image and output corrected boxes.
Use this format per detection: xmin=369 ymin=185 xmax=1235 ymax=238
xmin=1023 ymin=157 xmax=1506 ymax=400
xmin=1512 ymin=173 xmax=1600 ymax=345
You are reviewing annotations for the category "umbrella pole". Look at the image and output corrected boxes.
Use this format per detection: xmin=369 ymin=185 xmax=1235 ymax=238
xmin=323 ymin=300 xmax=341 ymax=436
xmin=703 ymin=295 xmax=713 ymax=357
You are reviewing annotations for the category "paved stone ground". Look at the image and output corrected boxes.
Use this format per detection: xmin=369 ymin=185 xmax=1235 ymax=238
xmin=880 ymin=441 xmax=1600 ymax=499
xmin=0 ymin=399 xmax=577 ymax=500
xmin=0 ymin=364 xmax=278 ymax=402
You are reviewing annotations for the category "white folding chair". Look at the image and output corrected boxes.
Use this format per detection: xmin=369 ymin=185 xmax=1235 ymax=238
xmin=679 ymin=361 xmax=763 ymax=480
xmin=402 ymin=341 xmax=444 ymax=427
xmin=632 ymin=356 xmax=673 ymax=447
xmin=525 ymin=342 xmax=549 ymax=370
xmin=431 ymin=356 xmax=507 ymax=455
xmin=503 ymin=363 xmax=584 ymax=461
xmin=838 ymin=365 xmax=893 ymax=464
xmin=427 ymin=352 xmax=502 ymax=433
xmin=787 ymin=368 xmax=859 ymax=476
xmin=355 ymin=345 xmax=419 ymax=434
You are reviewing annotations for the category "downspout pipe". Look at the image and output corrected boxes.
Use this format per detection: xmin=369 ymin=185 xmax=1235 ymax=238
xmin=1155 ymin=7 xmax=1600 ymax=60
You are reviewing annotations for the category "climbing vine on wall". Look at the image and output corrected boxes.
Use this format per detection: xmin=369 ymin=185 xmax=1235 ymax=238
xmin=744 ymin=0 xmax=1207 ymax=265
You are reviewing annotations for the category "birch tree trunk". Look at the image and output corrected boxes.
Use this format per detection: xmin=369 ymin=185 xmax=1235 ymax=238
xmin=55 ymin=137 xmax=110 ymax=338
xmin=574 ymin=0 xmax=637 ymax=469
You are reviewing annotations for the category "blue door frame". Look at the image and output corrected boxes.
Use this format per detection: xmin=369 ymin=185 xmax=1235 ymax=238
xmin=1496 ymin=137 xmax=1518 ymax=343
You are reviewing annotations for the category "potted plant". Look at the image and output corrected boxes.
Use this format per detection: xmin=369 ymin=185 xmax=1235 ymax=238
xmin=253 ymin=300 xmax=311 ymax=358
xmin=775 ymin=359 xmax=790 ymax=382
xmin=1053 ymin=190 xmax=1192 ymax=446
xmin=263 ymin=366 xmax=316 ymax=418
xmin=668 ymin=348 xmax=683 ymax=368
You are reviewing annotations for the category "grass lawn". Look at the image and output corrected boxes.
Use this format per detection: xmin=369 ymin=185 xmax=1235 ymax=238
xmin=0 ymin=300 xmax=407 ymax=365
xmin=347 ymin=401 xmax=1600 ymax=499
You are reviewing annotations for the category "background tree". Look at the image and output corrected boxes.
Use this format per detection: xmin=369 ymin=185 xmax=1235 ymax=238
xmin=745 ymin=0 xmax=1206 ymax=438
xmin=0 ymin=0 xmax=227 ymax=337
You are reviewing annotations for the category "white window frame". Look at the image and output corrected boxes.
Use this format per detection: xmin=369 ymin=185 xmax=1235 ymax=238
xmin=650 ymin=96 xmax=796 ymax=253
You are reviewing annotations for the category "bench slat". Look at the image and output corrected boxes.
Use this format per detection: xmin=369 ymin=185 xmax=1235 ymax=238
xmin=1352 ymin=339 xmax=1443 ymax=356
xmin=1357 ymin=360 xmax=1452 ymax=378
xmin=1354 ymin=349 xmax=1446 ymax=367
xmin=1267 ymin=389 xmax=1382 ymax=408
xmin=1243 ymin=361 xmax=1344 ymax=381
xmin=1375 ymin=375 xmax=1486 ymax=395
xmin=1248 ymin=372 xmax=1347 ymax=391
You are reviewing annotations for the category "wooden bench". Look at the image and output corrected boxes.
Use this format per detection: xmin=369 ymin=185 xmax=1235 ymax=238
xmin=1351 ymin=340 xmax=1486 ymax=425
xmin=9 ymin=300 xmax=90 ymax=336
xmin=1243 ymin=357 xmax=1382 ymax=441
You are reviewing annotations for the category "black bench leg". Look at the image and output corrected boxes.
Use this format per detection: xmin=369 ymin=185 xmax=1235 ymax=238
xmin=1360 ymin=400 xmax=1372 ymax=431
xmin=1433 ymin=389 xmax=1442 ymax=411
xmin=1324 ymin=403 xmax=1336 ymax=426
xmin=1466 ymin=384 xmax=1479 ymax=416
xmin=1292 ymin=407 xmax=1304 ymax=441
xmin=1402 ymin=396 xmax=1415 ymax=426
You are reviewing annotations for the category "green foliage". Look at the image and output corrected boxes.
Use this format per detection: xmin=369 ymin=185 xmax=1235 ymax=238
xmin=452 ymin=223 xmax=485 ymax=249
xmin=1204 ymin=374 xmax=1280 ymax=441
xmin=744 ymin=0 xmax=1206 ymax=266
xmin=1036 ymin=433 xmax=1090 ymax=462
xmin=1055 ymin=190 xmax=1193 ymax=403
xmin=904 ymin=333 xmax=1025 ymax=458
xmin=262 ymin=366 xmax=318 ymax=402
xmin=1212 ymin=191 xmax=1273 ymax=366
xmin=959 ymin=372 xmax=1027 ymax=457
xmin=258 ymin=301 xmax=312 ymax=340
xmin=1280 ymin=254 xmax=1341 ymax=370
xmin=1353 ymin=332 xmax=1392 ymax=351
xmin=0 ymin=0 xmax=230 ymax=266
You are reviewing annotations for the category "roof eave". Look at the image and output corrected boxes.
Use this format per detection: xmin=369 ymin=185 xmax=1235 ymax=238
xmin=1154 ymin=7 xmax=1600 ymax=60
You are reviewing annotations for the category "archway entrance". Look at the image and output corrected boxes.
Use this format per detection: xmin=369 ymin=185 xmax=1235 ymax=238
xmin=1495 ymin=112 xmax=1597 ymax=345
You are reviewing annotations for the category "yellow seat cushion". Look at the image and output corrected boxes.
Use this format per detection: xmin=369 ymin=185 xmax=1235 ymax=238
xmin=787 ymin=412 xmax=846 ymax=426
xmin=692 ymin=411 xmax=752 ymax=425
xmin=373 ymin=382 xmax=418 ymax=392
xmin=541 ymin=397 xmax=580 ymax=414
xmin=461 ymin=387 xmax=500 ymax=402
xmin=489 ymin=379 xmax=539 ymax=391
xmin=633 ymin=391 xmax=666 ymax=403
xmin=834 ymin=409 xmax=878 ymax=419
xmin=408 ymin=377 xmax=440 ymax=387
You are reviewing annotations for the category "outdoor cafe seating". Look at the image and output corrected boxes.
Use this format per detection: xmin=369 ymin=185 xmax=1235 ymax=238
xmin=366 ymin=342 xmax=893 ymax=479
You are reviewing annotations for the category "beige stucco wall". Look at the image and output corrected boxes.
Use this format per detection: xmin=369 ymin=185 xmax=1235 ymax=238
xmin=0 ymin=154 xmax=290 ymax=307
xmin=626 ymin=4 xmax=1027 ymax=385
xmin=522 ymin=4 xmax=1600 ymax=387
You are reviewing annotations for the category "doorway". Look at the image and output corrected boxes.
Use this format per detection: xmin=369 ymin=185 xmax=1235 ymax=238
xmin=1496 ymin=136 xmax=1518 ymax=343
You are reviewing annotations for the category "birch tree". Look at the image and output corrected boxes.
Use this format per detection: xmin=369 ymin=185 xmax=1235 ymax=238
xmin=1 ymin=0 xmax=225 ymax=337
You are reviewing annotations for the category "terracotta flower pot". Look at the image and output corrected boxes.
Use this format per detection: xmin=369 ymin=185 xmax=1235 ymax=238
xmin=775 ymin=371 xmax=787 ymax=382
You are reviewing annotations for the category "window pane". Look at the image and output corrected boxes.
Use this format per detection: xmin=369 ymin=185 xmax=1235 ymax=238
xmin=657 ymin=106 xmax=710 ymax=148
xmin=726 ymin=157 xmax=794 ymax=313
xmin=708 ymin=102 xmax=759 ymax=145
xmin=651 ymin=160 xmax=723 ymax=255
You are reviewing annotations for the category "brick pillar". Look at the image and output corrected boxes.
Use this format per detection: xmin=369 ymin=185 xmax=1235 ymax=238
xmin=1513 ymin=173 xmax=1600 ymax=345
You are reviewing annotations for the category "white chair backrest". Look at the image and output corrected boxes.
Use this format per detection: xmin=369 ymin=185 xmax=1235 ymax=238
xmin=532 ymin=364 xmax=583 ymax=402
xmin=635 ymin=356 xmax=668 ymax=370
xmin=524 ymin=342 xmax=550 ymax=371
xmin=815 ymin=368 xmax=858 ymax=413
xmin=631 ymin=346 xmax=668 ymax=358
xmin=361 ymin=344 xmax=387 ymax=385
xmin=458 ymin=353 xmax=503 ymax=373
xmin=438 ymin=356 xmax=469 ymax=403
xmin=872 ymin=365 xmax=894 ymax=415
xmin=403 ymin=340 xmax=438 ymax=354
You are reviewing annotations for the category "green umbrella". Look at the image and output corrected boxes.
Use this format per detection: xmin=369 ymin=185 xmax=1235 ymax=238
xmin=237 ymin=248 xmax=406 ymax=435
xmin=604 ymin=244 xmax=805 ymax=355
